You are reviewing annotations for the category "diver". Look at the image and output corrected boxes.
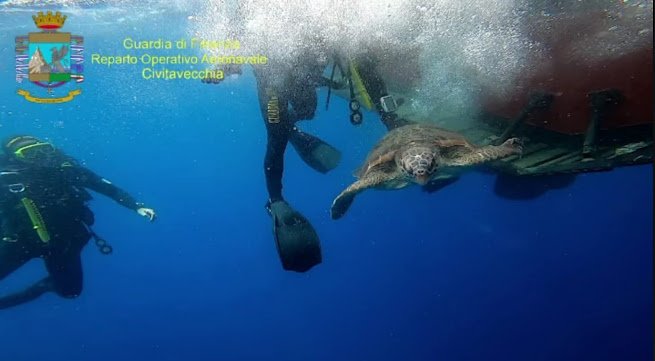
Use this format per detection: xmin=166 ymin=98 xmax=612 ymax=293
xmin=199 ymin=0 xmax=412 ymax=273
xmin=202 ymin=48 xmax=413 ymax=273
xmin=0 ymin=135 xmax=156 ymax=310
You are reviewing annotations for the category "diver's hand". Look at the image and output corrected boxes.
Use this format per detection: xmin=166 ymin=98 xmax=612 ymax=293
xmin=137 ymin=207 xmax=156 ymax=222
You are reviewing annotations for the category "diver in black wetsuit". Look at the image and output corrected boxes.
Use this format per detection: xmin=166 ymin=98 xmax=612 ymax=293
xmin=203 ymin=50 xmax=412 ymax=272
xmin=0 ymin=135 xmax=156 ymax=310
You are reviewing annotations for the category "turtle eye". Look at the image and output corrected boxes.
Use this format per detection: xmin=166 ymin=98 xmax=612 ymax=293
xmin=429 ymin=158 xmax=438 ymax=173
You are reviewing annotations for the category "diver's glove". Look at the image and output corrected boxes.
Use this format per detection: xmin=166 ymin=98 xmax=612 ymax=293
xmin=201 ymin=63 xmax=243 ymax=84
xmin=136 ymin=206 xmax=156 ymax=222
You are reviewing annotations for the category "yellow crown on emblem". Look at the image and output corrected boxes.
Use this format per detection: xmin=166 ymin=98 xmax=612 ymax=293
xmin=32 ymin=11 xmax=67 ymax=30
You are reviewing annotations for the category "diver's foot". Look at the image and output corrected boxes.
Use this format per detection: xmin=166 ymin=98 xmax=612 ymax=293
xmin=0 ymin=277 xmax=54 ymax=310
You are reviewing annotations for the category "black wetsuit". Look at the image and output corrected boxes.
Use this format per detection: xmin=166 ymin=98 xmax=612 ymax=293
xmin=254 ymin=54 xmax=407 ymax=203
xmin=351 ymin=55 xmax=408 ymax=128
xmin=254 ymin=60 xmax=325 ymax=202
xmin=0 ymin=154 xmax=141 ymax=308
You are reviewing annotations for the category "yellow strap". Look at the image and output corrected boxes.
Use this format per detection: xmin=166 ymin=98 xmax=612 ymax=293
xmin=21 ymin=197 xmax=50 ymax=243
xmin=349 ymin=61 xmax=373 ymax=110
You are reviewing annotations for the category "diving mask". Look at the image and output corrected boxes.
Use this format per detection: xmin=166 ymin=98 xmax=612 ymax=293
xmin=14 ymin=142 xmax=56 ymax=160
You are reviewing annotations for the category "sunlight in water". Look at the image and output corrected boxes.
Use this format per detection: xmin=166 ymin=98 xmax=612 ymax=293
xmin=189 ymin=0 xmax=652 ymax=128
xmin=3 ymin=0 xmax=649 ymax=129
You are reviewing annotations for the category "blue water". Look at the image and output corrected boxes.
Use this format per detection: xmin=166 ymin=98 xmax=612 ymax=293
xmin=0 ymin=5 xmax=653 ymax=361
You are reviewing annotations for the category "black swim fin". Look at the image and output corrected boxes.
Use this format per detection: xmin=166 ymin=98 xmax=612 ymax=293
xmin=267 ymin=200 xmax=322 ymax=272
xmin=0 ymin=276 xmax=53 ymax=310
xmin=289 ymin=129 xmax=341 ymax=174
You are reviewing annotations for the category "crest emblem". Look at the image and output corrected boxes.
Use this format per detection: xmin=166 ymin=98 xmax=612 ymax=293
xmin=15 ymin=11 xmax=84 ymax=104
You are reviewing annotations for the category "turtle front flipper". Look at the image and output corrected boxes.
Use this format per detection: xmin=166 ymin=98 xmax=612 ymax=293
xmin=330 ymin=190 xmax=358 ymax=221
xmin=331 ymin=170 xmax=400 ymax=220
xmin=444 ymin=138 xmax=523 ymax=166
xmin=435 ymin=138 xmax=475 ymax=149
xmin=352 ymin=150 xmax=397 ymax=177
xmin=363 ymin=151 xmax=396 ymax=175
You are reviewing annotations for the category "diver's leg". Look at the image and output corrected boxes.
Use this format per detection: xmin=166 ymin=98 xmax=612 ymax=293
xmin=43 ymin=222 xmax=90 ymax=299
xmin=264 ymin=120 xmax=291 ymax=202
xmin=1 ymin=250 xmax=84 ymax=310
xmin=354 ymin=55 xmax=413 ymax=131
xmin=0 ymin=277 xmax=54 ymax=310
xmin=255 ymin=74 xmax=322 ymax=272
xmin=288 ymin=84 xmax=318 ymax=121
xmin=0 ymin=239 xmax=53 ymax=310
xmin=287 ymin=84 xmax=342 ymax=173
xmin=255 ymin=75 xmax=293 ymax=202
xmin=44 ymin=251 xmax=83 ymax=299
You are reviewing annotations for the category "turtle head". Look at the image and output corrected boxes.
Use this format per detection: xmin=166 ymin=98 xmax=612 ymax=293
xmin=397 ymin=145 xmax=439 ymax=185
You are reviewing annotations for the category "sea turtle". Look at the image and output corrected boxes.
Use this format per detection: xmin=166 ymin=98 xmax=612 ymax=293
xmin=330 ymin=123 xmax=523 ymax=219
